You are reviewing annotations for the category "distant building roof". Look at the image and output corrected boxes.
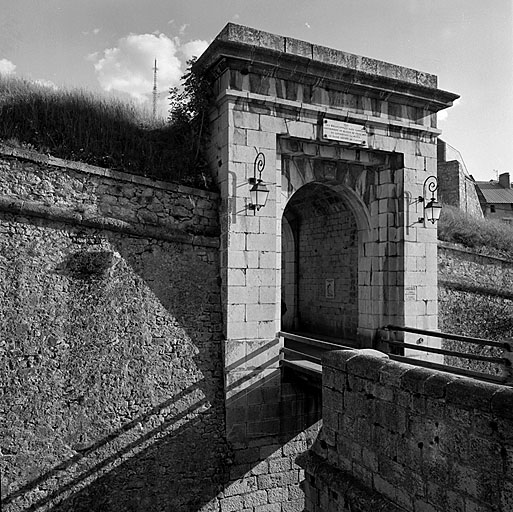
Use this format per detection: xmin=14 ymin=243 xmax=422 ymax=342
xmin=475 ymin=181 xmax=513 ymax=204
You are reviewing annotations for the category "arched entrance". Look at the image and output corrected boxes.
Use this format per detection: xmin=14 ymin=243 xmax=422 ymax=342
xmin=281 ymin=182 xmax=359 ymax=342
xmin=196 ymin=22 xmax=457 ymax=452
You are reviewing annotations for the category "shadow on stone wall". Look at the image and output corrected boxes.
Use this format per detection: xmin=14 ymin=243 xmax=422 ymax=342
xmin=2 ymin=214 xmax=321 ymax=512
xmin=2 ymin=214 xmax=227 ymax=511
xmin=5 ymin=385 xmax=220 ymax=511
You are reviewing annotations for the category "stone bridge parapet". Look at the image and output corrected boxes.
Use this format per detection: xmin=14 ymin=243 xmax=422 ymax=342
xmin=299 ymin=349 xmax=513 ymax=511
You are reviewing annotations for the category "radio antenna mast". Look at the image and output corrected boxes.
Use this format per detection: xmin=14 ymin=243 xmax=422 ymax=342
xmin=152 ymin=59 xmax=158 ymax=119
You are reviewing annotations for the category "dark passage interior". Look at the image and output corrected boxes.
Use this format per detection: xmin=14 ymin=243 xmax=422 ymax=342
xmin=282 ymin=182 xmax=358 ymax=342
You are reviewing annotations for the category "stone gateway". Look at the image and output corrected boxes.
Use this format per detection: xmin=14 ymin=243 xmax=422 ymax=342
xmin=2 ymin=22 xmax=483 ymax=512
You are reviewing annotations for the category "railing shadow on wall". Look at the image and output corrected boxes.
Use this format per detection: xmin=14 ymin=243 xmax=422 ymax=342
xmin=2 ymin=212 xmax=229 ymax=511
xmin=224 ymin=338 xmax=321 ymax=440
xmin=6 ymin=360 xmax=317 ymax=512
xmin=4 ymin=385 xmax=210 ymax=511
xmin=3 ymin=213 xmax=321 ymax=512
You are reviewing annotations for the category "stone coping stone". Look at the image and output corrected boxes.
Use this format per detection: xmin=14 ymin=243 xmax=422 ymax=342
xmin=215 ymin=22 xmax=437 ymax=89
xmin=323 ymin=349 xmax=513 ymax=418
xmin=0 ymin=143 xmax=219 ymax=200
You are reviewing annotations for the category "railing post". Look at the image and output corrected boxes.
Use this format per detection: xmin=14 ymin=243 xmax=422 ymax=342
xmin=502 ymin=338 xmax=513 ymax=384
xmin=375 ymin=327 xmax=390 ymax=354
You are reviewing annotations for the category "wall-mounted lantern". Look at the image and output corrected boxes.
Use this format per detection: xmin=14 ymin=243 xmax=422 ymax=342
xmin=411 ymin=176 xmax=442 ymax=225
xmin=248 ymin=152 xmax=269 ymax=211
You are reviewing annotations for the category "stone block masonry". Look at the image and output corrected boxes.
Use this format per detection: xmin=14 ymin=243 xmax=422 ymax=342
xmin=437 ymin=160 xmax=482 ymax=218
xmin=0 ymin=146 xmax=229 ymax=511
xmin=0 ymin=142 xmax=219 ymax=245
xmin=299 ymin=349 xmax=513 ymax=512
xmin=197 ymin=21 xmax=457 ymax=512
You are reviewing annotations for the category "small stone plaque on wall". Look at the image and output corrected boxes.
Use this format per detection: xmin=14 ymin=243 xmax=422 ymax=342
xmin=325 ymin=279 xmax=335 ymax=299
xmin=405 ymin=285 xmax=416 ymax=301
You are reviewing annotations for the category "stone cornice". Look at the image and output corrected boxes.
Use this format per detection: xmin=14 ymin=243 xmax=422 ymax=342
xmin=219 ymin=89 xmax=443 ymax=136
xmin=196 ymin=23 xmax=459 ymax=112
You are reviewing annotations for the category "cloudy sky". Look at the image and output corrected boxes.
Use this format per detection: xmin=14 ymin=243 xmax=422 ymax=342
xmin=1 ymin=0 xmax=511 ymax=181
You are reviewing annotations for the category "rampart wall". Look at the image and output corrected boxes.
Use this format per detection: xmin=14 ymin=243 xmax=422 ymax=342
xmin=299 ymin=350 xmax=513 ymax=512
xmin=438 ymin=242 xmax=513 ymax=300
xmin=439 ymin=242 xmax=513 ymax=342
xmin=437 ymin=160 xmax=483 ymax=218
xmin=0 ymin=145 xmax=229 ymax=511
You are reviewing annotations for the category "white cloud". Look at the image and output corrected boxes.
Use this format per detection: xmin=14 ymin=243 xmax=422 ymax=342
xmin=438 ymin=97 xmax=461 ymax=123
xmin=91 ymin=33 xmax=183 ymax=104
xmin=180 ymin=39 xmax=208 ymax=62
xmin=90 ymin=33 xmax=208 ymax=117
xmin=34 ymin=79 xmax=58 ymax=90
xmin=305 ymin=22 xmax=311 ymax=29
xmin=82 ymin=28 xmax=101 ymax=36
xmin=0 ymin=58 xmax=16 ymax=75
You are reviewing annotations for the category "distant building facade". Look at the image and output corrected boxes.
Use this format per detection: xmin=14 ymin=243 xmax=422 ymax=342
xmin=475 ymin=172 xmax=513 ymax=223
xmin=437 ymin=139 xmax=483 ymax=218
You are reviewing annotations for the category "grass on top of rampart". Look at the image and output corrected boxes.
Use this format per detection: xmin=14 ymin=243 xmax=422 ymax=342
xmin=438 ymin=204 xmax=513 ymax=258
xmin=0 ymin=75 xmax=213 ymax=190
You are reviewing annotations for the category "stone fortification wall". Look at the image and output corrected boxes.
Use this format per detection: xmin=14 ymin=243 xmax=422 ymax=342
xmin=0 ymin=146 xmax=228 ymax=511
xmin=438 ymin=242 xmax=513 ymax=375
xmin=0 ymin=144 xmax=219 ymax=244
xmin=0 ymin=146 xmax=318 ymax=512
xmin=438 ymin=242 xmax=513 ymax=336
xmin=438 ymin=242 xmax=513 ymax=299
xmin=299 ymin=350 xmax=513 ymax=512
xmin=437 ymin=160 xmax=483 ymax=218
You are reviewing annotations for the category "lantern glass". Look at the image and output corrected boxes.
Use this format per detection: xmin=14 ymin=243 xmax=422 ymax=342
xmin=249 ymin=180 xmax=269 ymax=210
xmin=424 ymin=199 xmax=442 ymax=224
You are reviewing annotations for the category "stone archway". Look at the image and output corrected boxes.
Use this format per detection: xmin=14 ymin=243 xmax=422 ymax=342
xmin=281 ymin=182 xmax=359 ymax=342
xmin=196 ymin=22 xmax=458 ymax=448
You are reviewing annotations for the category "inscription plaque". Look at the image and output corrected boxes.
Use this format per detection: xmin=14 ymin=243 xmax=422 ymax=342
xmin=322 ymin=119 xmax=367 ymax=146
xmin=405 ymin=285 xmax=416 ymax=301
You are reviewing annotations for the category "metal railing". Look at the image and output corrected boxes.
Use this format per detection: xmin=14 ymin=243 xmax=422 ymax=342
xmin=279 ymin=331 xmax=356 ymax=377
xmin=279 ymin=328 xmax=513 ymax=385
xmin=379 ymin=325 xmax=513 ymax=385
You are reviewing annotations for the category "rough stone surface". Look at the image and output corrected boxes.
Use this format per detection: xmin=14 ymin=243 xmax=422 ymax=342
xmin=0 ymin=148 xmax=220 ymax=240
xmin=0 ymin=149 xmax=322 ymax=512
xmin=438 ymin=242 xmax=513 ymax=378
xmin=0 ymin=151 xmax=228 ymax=512
xmin=300 ymin=349 xmax=513 ymax=512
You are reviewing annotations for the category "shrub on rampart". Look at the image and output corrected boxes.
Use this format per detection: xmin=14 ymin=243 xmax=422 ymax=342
xmin=438 ymin=204 xmax=513 ymax=258
xmin=0 ymin=71 xmax=214 ymax=190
